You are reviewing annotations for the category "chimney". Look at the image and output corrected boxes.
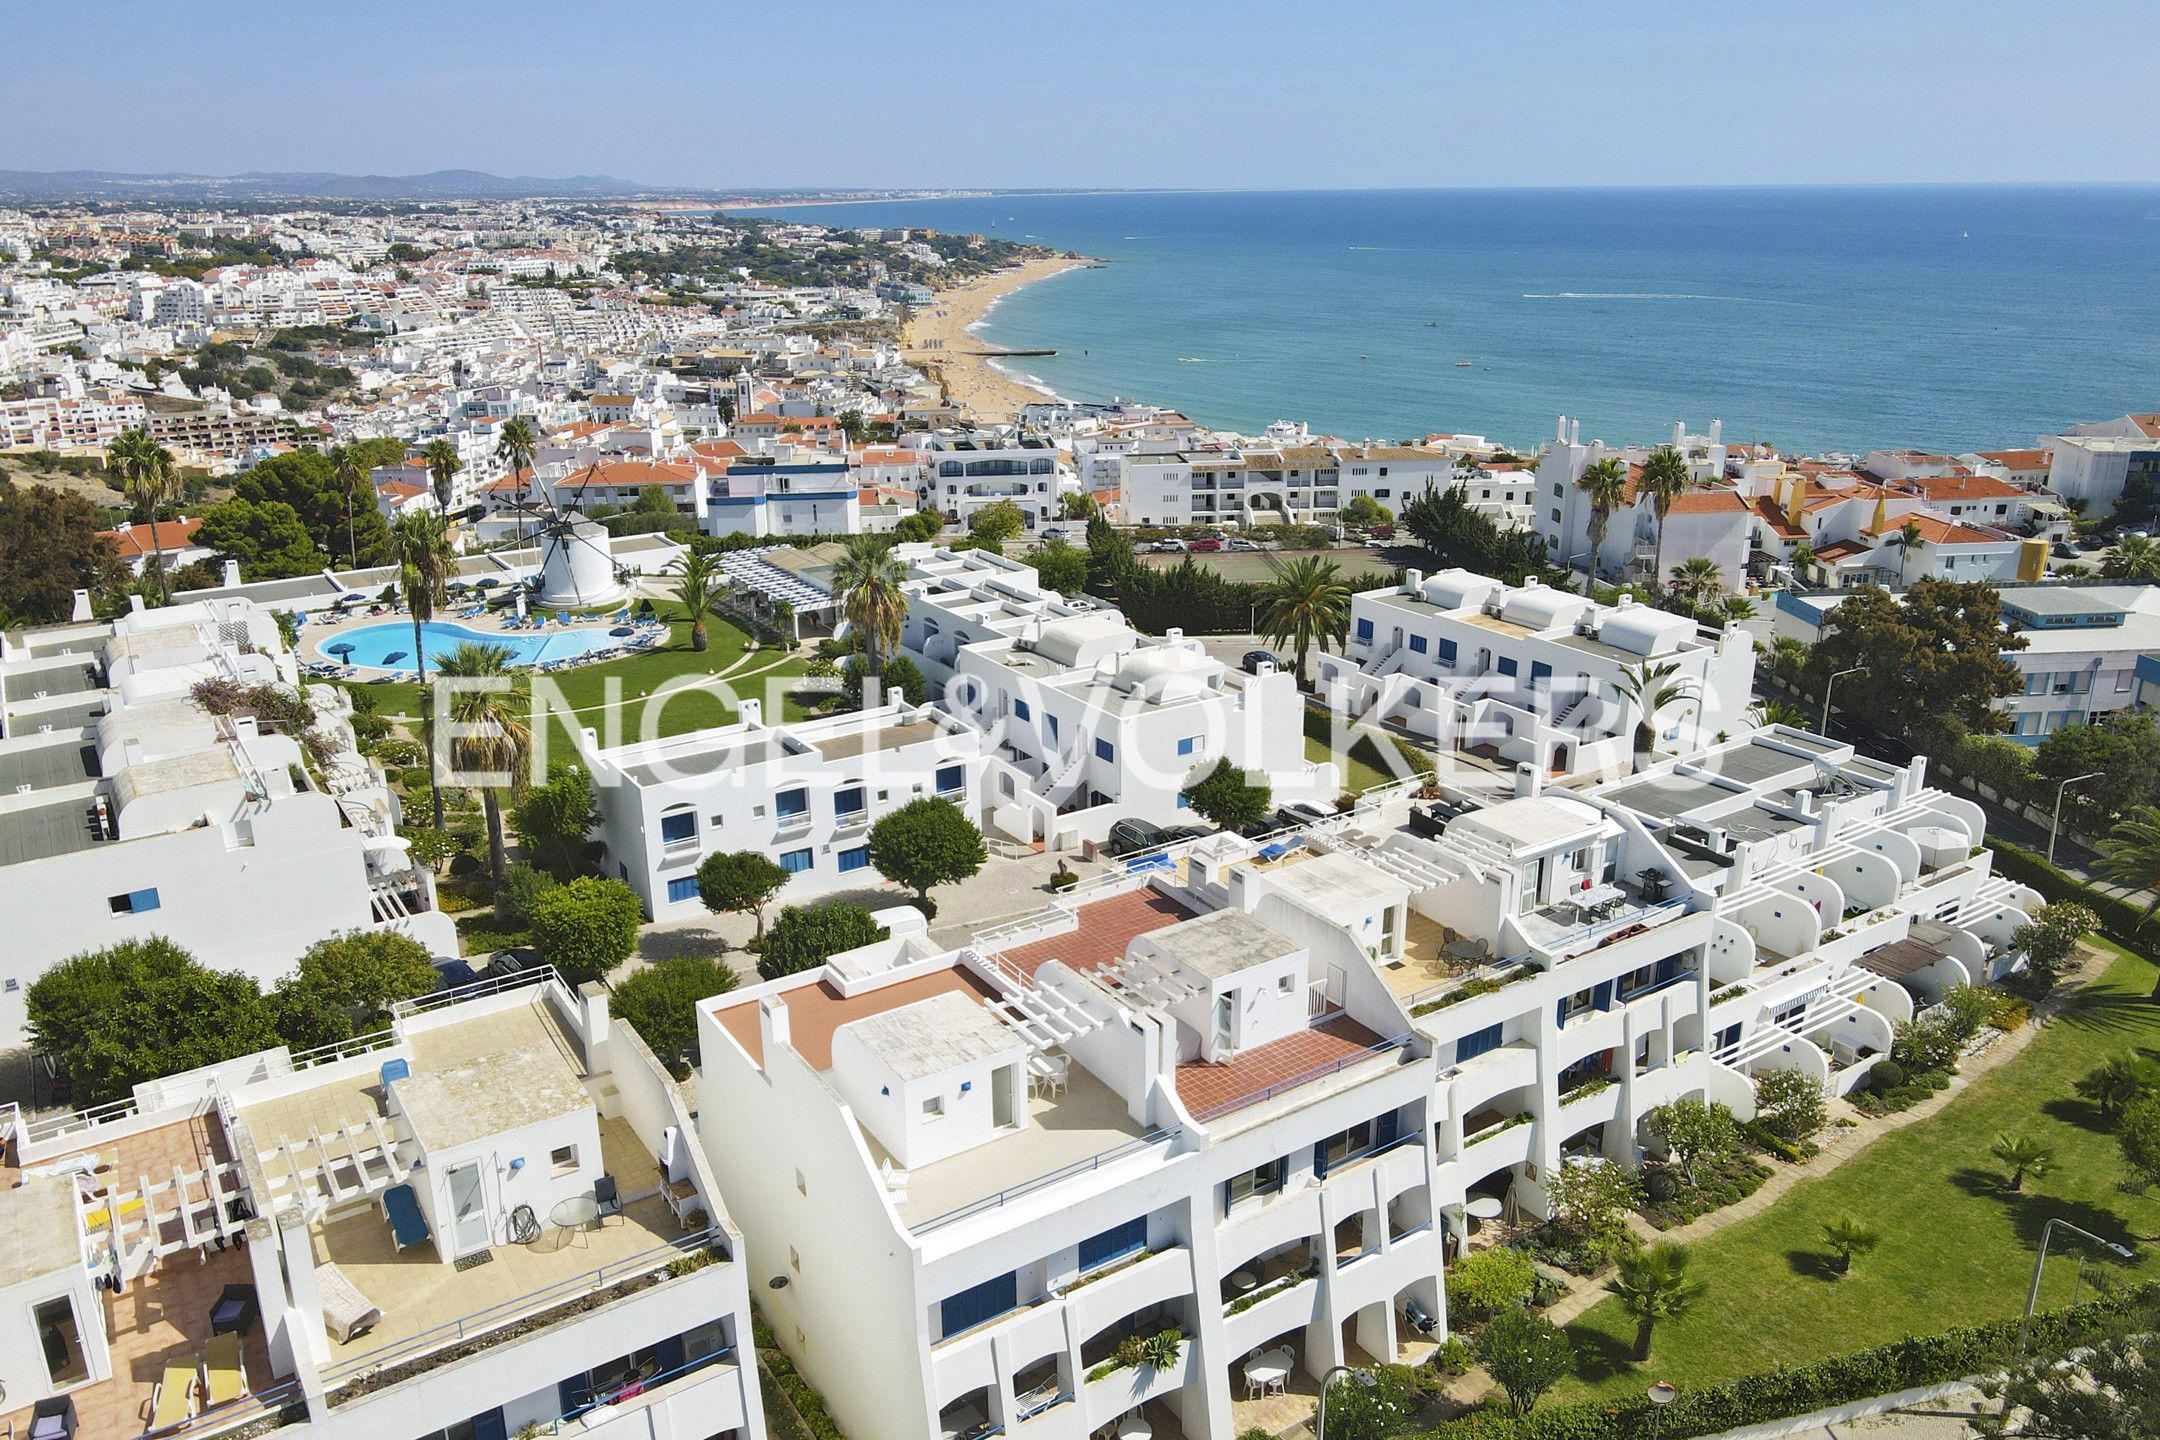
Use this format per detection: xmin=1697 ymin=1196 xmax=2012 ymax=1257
xmin=738 ymin=698 xmax=764 ymax=727
xmin=1672 ymin=421 xmax=1685 ymax=449
xmin=1569 ymin=419 xmax=1581 ymax=444
xmin=70 ymin=589 xmax=92 ymax=623
xmin=758 ymin=996 xmax=792 ymax=1061
xmin=1555 ymin=415 xmax=1568 ymax=443
xmin=1402 ymin=568 xmax=1425 ymax=595
xmin=1710 ymin=419 xmax=1723 ymax=446
xmin=222 ymin=559 xmax=242 ymax=588
xmin=1514 ymin=761 xmax=1542 ymax=799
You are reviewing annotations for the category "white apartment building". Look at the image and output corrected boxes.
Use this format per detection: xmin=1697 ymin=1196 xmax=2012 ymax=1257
xmin=0 ymin=598 xmax=456 ymax=1043
xmin=1315 ymin=570 xmax=1755 ymax=782
xmin=897 ymin=546 xmax=1329 ymax=848
xmin=579 ymin=699 xmax=989 ymax=921
xmin=1535 ymin=417 xmax=1739 ymax=587
xmin=0 ymin=969 xmax=762 ymax=1440
xmin=1119 ymin=443 xmax=1475 ymax=531
xmin=695 ymin=723 xmax=2034 ymax=1440
xmin=707 ymin=451 xmax=863 ymax=538
xmin=923 ymin=436 xmax=1070 ymax=531
xmin=2042 ymin=428 xmax=2160 ymax=518
xmin=1772 ymin=581 xmax=2160 ymax=742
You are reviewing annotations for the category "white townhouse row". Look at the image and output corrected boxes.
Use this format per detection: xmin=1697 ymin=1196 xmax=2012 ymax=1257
xmin=579 ymin=699 xmax=990 ymax=922
xmin=0 ymin=596 xmax=456 ymax=1045
xmin=0 ymin=968 xmax=763 ymax=1440
xmin=1315 ymin=570 xmax=1756 ymax=783
xmin=1771 ymin=580 xmax=2160 ymax=743
xmin=896 ymin=546 xmax=1332 ymax=849
xmin=1118 ymin=442 xmax=1531 ymax=531
xmin=692 ymin=720 xmax=2036 ymax=1440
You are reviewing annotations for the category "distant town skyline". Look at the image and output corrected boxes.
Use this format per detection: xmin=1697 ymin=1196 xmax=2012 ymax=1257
xmin=10 ymin=0 xmax=2160 ymax=191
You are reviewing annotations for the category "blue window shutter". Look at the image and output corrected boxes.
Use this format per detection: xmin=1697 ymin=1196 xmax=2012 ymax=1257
xmin=666 ymin=876 xmax=699 ymax=903
xmin=470 ymin=1410 xmax=508 ymax=1440
xmin=936 ymin=764 xmax=963 ymax=792
xmin=1077 ymin=1216 xmax=1147 ymax=1270
xmin=1531 ymin=661 xmax=1551 ymax=685
xmin=940 ymin=1271 xmax=1018 ymax=1339
xmin=1095 ymin=738 xmax=1114 ymax=761
xmin=1014 ymin=699 xmax=1031 ymax=721
xmin=1437 ymin=638 xmax=1458 ymax=666
xmin=836 ymin=786 xmax=864 ymax=814
xmin=1556 ymin=998 xmax=1568 ymax=1026
xmin=559 ymin=1374 xmax=593 ymax=1415
xmin=1355 ymin=618 xmax=1374 ymax=641
xmin=780 ymin=849 xmax=812 ymax=874
xmin=776 ymin=788 xmax=808 ymax=818
xmin=1593 ymin=981 xmax=1614 ymax=1011
xmin=1409 ymin=634 xmax=1427 ymax=653
xmin=656 ymin=1332 xmax=687 ymax=1376
xmin=129 ymin=888 xmax=161 ymax=913
xmin=659 ymin=811 xmax=696 ymax=843
xmin=838 ymin=846 xmax=869 ymax=872
xmin=1312 ymin=1141 xmax=1330 ymax=1178
xmin=1498 ymin=657 xmax=1518 ymax=677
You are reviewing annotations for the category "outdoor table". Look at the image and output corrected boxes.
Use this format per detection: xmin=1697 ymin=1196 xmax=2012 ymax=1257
xmin=1228 ymin=1269 xmax=1258 ymax=1294
xmin=1116 ymin=1414 xmax=1153 ymax=1440
xmin=552 ymin=1194 xmax=600 ymax=1230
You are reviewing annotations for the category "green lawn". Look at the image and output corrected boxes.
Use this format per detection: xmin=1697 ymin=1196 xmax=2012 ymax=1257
xmin=348 ymin=610 xmax=818 ymax=764
xmin=1307 ymin=734 xmax=1395 ymax=793
xmin=1554 ymin=941 xmax=2160 ymax=1400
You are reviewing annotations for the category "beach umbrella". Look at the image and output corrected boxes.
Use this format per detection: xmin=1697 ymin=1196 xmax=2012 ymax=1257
xmin=473 ymin=578 xmax=500 ymax=590
xmin=326 ymin=642 xmax=355 ymax=657
xmin=382 ymin=650 xmax=408 ymax=666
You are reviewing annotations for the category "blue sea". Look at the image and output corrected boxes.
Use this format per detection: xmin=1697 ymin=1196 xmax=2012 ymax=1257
xmin=732 ymin=187 xmax=2160 ymax=456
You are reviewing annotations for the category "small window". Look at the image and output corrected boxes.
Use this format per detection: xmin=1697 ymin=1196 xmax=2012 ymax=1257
xmin=779 ymin=848 xmax=812 ymax=874
xmin=1355 ymin=618 xmax=1374 ymax=642
xmin=776 ymin=788 xmax=808 ymax=819
xmin=935 ymin=763 xmax=964 ymax=793
xmin=666 ymin=876 xmax=700 ymax=903
xmin=1177 ymin=736 xmax=1198 ymax=756
xmin=1277 ymin=974 xmax=1295 ymax=994
xmin=1095 ymin=738 xmax=1115 ymax=762
xmin=659 ymin=810 xmax=697 ymax=844
xmin=923 ymin=1095 xmax=945 ymax=1118
xmin=838 ymin=846 xmax=869 ymax=872
xmin=1409 ymin=635 xmax=1428 ymax=653
xmin=1013 ymin=699 xmax=1031 ymax=721
xmin=108 ymin=888 xmax=160 ymax=915
xmin=835 ymin=786 xmax=865 ymax=818
xmin=551 ymin=1144 xmax=579 ymax=1175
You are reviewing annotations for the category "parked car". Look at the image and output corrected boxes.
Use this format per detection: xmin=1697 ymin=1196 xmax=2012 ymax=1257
xmin=1189 ymin=536 xmax=1224 ymax=552
xmin=487 ymin=947 xmax=540 ymax=981
xmin=1226 ymin=537 xmax=1261 ymax=551
xmin=1369 ymin=524 xmax=1397 ymax=540
xmin=1282 ymin=801 xmax=1335 ymax=826
xmin=1104 ymin=819 xmax=1206 ymax=857
xmin=1149 ymin=538 xmax=1188 ymax=553
xmin=1241 ymin=649 xmax=1283 ymax=674
xmin=1039 ymin=527 xmax=1068 ymax=542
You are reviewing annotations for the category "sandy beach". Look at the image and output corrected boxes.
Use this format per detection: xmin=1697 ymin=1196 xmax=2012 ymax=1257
xmin=903 ymin=255 xmax=1091 ymax=420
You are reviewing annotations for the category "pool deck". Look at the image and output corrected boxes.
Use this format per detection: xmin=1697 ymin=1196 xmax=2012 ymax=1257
xmin=301 ymin=605 xmax=667 ymax=679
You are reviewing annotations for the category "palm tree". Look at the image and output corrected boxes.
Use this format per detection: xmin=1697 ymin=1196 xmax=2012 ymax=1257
xmin=393 ymin=509 xmax=458 ymax=830
xmin=495 ymin=416 xmax=537 ymax=491
xmin=829 ymin=535 xmax=908 ymax=672
xmin=1639 ymin=445 xmax=1690 ymax=587
xmin=1989 ymin=1133 xmax=2055 ymax=1193
xmin=1820 ymin=1216 xmax=1881 ymax=1276
xmin=106 ymin=428 xmax=178 ymax=604
xmin=2104 ymin=533 xmax=2160 ymax=582
xmin=1611 ymin=1241 xmax=1705 ymax=1361
xmin=1669 ymin=557 xmax=1723 ymax=609
xmin=1260 ymin=554 xmax=1352 ymax=686
xmin=666 ymin=551 xmax=727 ymax=652
xmin=1575 ymin=457 xmax=1630 ymax=593
xmin=430 ymin=641 xmax=531 ymax=883
xmin=1768 ymin=635 xmax=1808 ymax=685
xmin=1886 ymin=518 xmax=1926 ymax=586
xmin=330 ymin=445 xmax=370 ymax=567
xmin=2096 ymin=805 xmax=2160 ymax=923
xmin=2075 ymin=1054 xmax=2160 ymax=1120
xmin=422 ymin=438 xmax=463 ymax=512
xmin=1750 ymin=698 xmax=1809 ymax=728
xmin=1787 ymin=541 xmax=1816 ymax=583
xmin=1616 ymin=660 xmax=1700 ymax=765
xmin=1721 ymin=594 xmax=1757 ymax=622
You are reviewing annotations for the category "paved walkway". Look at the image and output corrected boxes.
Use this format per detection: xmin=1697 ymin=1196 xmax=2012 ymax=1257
xmin=1444 ymin=944 xmax=2111 ymax=1404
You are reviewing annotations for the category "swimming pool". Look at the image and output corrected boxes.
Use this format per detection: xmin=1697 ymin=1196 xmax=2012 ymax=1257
xmin=320 ymin=620 xmax=627 ymax=672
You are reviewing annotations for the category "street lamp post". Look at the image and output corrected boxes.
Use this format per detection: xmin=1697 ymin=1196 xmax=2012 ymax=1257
xmin=2048 ymin=771 xmax=2104 ymax=865
xmin=1646 ymin=1381 xmax=1678 ymax=1440
xmin=1314 ymin=1365 xmax=1377 ymax=1440
xmin=1820 ymin=665 xmax=1863 ymax=736
xmin=2018 ymin=1217 xmax=2134 ymax=1351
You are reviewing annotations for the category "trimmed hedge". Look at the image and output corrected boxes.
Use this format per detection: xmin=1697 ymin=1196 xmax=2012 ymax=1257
xmin=1416 ymin=1282 xmax=2160 ymax=1440
xmin=1740 ymin=1119 xmax=1810 ymax=1164
xmin=754 ymin=1316 xmax=849 ymax=1440
xmin=1984 ymin=837 xmax=2152 ymax=945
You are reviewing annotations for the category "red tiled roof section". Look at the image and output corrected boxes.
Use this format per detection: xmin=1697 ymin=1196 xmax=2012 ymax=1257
xmin=710 ymin=966 xmax=1002 ymax=1071
xmin=1175 ymin=1015 xmax=1389 ymax=1119
xmin=1000 ymin=890 xmax=1196 ymax=981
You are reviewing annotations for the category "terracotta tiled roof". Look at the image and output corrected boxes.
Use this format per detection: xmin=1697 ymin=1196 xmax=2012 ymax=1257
xmin=1000 ymin=890 xmax=1195 ymax=982
xmin=99 ymin=517 xmax=203 ymax=559
xmin=1666 ymin=490 xmax=1749 ymax=515
xmin=1174 ymin=1015 xmax=1390 ymax=1118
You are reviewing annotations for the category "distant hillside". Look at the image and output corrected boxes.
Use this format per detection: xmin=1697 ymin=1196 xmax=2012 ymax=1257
xmin=0 ymin=168 xmax=659 ymax=200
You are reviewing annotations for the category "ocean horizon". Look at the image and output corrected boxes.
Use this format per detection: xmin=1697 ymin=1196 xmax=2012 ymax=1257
xmin=734 ymin=185 xmax=2160 ymax=456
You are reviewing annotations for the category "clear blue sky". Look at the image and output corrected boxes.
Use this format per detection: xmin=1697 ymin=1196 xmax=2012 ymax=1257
xmin=12 ymin=0 xmax=2160 ymax=189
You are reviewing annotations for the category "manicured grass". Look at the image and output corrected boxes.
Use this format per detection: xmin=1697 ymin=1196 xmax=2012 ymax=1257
xmin=346 ymin=611 xmax=818 ymax=761
xmin=1307 ymin=734 xmax=1394 ymax=794
xmin=1554 ymin=941 xmax=2160 ymax=1400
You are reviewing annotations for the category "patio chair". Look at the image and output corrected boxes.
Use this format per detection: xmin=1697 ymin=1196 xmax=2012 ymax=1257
xmin=202 ymin=1331 xmax=246 ymax=1407
xmin=594 ymin=1173 xmax=621 ymax=1221
xmin=209 ymin=1282 xmax=259 ymax=1335
xmin=147 ymin=1357 xmax=198 ymax=1430
xmin=314 ymin=1261 xmax=383 ymax=1343
xmin=380 ymin=1182 xmax=431 ymax=1250
xmin=29 ymin=1395 xmax=76 ymax=1439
